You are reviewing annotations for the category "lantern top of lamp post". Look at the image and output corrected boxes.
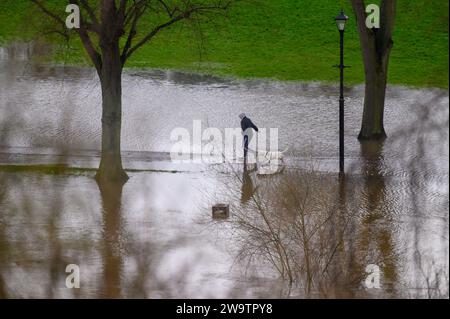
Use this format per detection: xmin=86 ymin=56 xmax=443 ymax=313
xmin=335 ymin=10 xmax=349 ymax=31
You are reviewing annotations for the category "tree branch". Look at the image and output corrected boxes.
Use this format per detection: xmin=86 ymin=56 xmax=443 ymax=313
xmin=379 ymin=0 xmax=397 ymax=54
xmin=121 ymin=1 xmax=148 ymax=64
xmin=118 ymin=0 xmax=127 ymax=17
xmin=351 ymin=0 xmax=372 ymax=39
xmin=77 ymin=0 xmax=100 ymax=33
xmin=124 ymin=1 xmax=233 ymax=62
xmin=31 ymin=0 xmax=235 ymax=70
xmin=30 ymin=0 xmax=66 ymax=28
xmin=124 ymin=13 xmax=185 ymax=61
xmin=77 ymin=24 xmax=102 ymax=72
xmin=30 ymin=0 xmax=102 ymax=71
xmin=124 ymin=0 xmax=148 ymax=26
xmin=158 ymin=0 xmax=177 ymax=17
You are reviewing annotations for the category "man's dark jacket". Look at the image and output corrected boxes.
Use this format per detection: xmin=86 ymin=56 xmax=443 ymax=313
xmin=240 ymin=117 xmax=259 ymax=132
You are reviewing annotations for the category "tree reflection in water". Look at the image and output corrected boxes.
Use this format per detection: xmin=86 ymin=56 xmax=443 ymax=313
xmin=357 ymin=141 xmax=397 ymax=295
xmin=241 ymin=166 xmax=257 ymax=205
xmin=225 ymin=137 xmax=440 ymax=297
xmin=97 ymin=179 xmax=126 ymax=298
xmin=229 ymin=162 xmax=361 ymax=297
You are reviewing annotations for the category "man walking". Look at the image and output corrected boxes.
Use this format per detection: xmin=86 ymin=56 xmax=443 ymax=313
xmin=239 ymin=113 xmax=259 ymax=165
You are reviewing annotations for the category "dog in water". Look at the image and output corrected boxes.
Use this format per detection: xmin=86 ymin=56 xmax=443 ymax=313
xmin=255 ymin=147 xmax=288 ymax=175
xmin=256 ymin=147 xmax=289 ymax=164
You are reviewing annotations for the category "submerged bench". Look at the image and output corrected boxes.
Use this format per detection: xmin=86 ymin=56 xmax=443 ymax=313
xmin=212 ymin=204 xmax=229 ymax=219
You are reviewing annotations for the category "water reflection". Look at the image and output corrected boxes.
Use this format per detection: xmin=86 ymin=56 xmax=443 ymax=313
xmin=222 ymin=166 xmax=358 ymax=297
xmin=2 ymin=43 xmax=448 ymax=165
xmin=0 ymin=178 xmax=7 ymax=298
xmin=358 ymin=141 xmax=397 ymax=295
xmin=98 ymin=179 xmax=126 ymax=298
xmin=0 ymin=130 xmax=447 ymax=298
xmin=240 ymin=167 xmax=257 ymax=204
xmin=217 ymin=136 xmax=445 ymax=297
xmin=0 ymin=42 xmax=448 ymax=298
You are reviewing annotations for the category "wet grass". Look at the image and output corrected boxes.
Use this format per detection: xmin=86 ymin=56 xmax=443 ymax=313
xmin=0 ymin=164 xmax=186 ymax=176
xmin=0 ymin=0 xmax=448 ymax=88
xmin=0 ymin=164 xmax=96 ymax=176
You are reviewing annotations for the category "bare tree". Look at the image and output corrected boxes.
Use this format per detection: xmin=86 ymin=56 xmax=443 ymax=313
xmin=30 ymin=0 xmax=235 ymax=182
xmin=351 ymin=0 xmax=397 ymax=140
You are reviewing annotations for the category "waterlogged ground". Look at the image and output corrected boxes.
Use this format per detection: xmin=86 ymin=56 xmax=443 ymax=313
xmin=0 ymin=43 xmax=448 ymax=298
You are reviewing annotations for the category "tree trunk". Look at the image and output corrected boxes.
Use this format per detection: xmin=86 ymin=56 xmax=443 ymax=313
xmin=32 ymin=0 xmax=235 ymax=183
xmin=96 ymin=41 xmax=128 ymax=182
xmin=352 ymin=0 xmax=396 ymax=141
xmin=358 ymin=40 xmax=390 ymax=140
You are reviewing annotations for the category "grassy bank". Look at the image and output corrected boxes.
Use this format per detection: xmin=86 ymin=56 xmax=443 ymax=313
xmin=0 ymin=0 xmax=448 ymax=88
xmin=0 ymin=164 xmax=183 ymax=175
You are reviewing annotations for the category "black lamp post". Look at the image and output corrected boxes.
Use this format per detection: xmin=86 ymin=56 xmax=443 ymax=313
xmin=335 ymin=10 xmax=348 ymax=176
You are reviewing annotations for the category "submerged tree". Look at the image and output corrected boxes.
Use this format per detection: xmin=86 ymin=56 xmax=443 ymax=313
xmin=31 ymin=0 xmax=234 ymax=182
xmin=351 ymin=0 xmax=397 ymax=140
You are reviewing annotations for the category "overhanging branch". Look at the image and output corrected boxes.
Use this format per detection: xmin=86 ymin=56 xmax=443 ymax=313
xmin=30 ymin=0 xmax=102 ymax=71
xmin=123 ymin=1 xmax=233 ymax=62
xmin=30 ymin=0 xmax=67 ymax=29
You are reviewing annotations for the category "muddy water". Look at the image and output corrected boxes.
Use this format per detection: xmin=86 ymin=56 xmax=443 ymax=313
xmin=0 ymin=43 xmax=448 ymax=298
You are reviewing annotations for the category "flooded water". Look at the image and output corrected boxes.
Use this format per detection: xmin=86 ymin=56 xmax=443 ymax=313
xmin=0 ymin=43 xmax=448 ymax=298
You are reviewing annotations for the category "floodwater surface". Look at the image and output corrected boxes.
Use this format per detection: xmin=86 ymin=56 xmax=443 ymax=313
xmin=0 ymin=43 xmax=448 ymax=298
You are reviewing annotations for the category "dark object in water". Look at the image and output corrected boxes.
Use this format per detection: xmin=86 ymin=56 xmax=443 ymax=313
xmin=212 ymin=204 xmax=229 ymax=219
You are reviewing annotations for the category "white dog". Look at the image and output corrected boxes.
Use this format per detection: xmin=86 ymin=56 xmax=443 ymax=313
xmin=255 ymin=147 xmax=288 ymax=175
xmin=257 ymin=147 xmax=289 ymax=163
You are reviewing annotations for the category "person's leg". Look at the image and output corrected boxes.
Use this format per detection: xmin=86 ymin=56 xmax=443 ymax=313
xmin=243 ymin=135 xmax=249 ymax=165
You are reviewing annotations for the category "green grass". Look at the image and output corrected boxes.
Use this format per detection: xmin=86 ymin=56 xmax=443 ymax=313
xmin=0 ymin=164 xmax=185 ymax=175
xmin=0 ymin=164 xmax=95 ymax=176
xmin=0 ymin=0 xmax=448 ymax=88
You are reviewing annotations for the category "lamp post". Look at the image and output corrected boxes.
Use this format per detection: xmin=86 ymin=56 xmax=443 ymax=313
xmin=335 ymin=10 xmax=348 ymax=177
